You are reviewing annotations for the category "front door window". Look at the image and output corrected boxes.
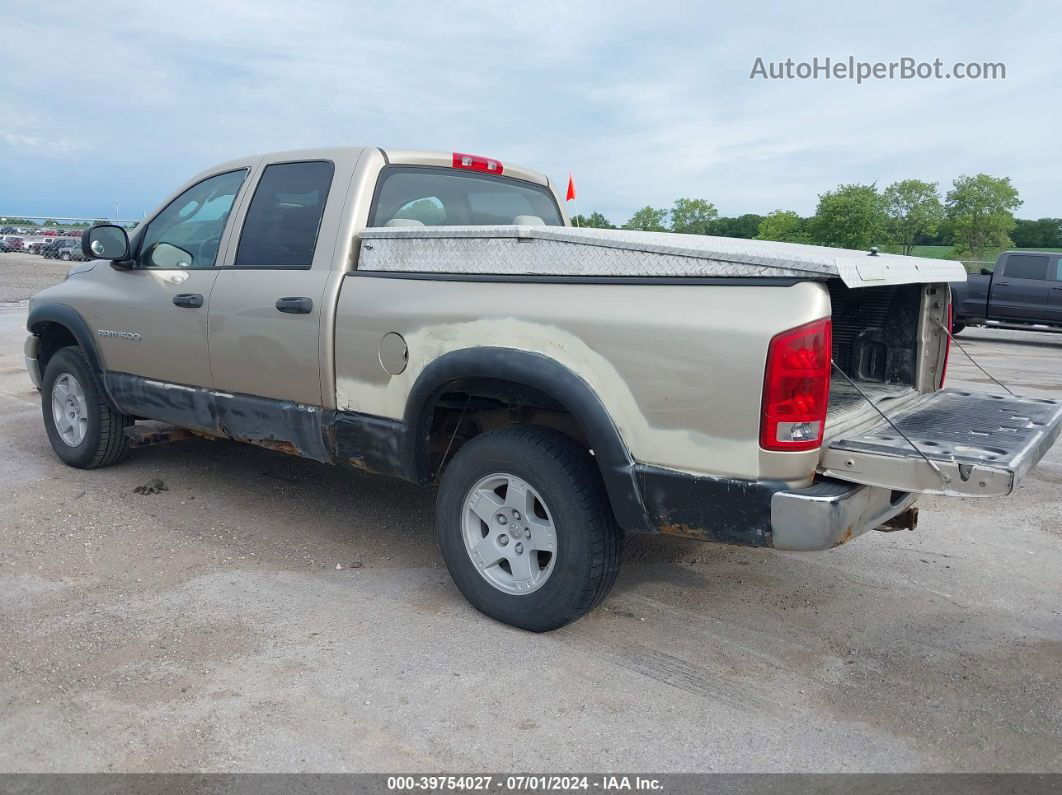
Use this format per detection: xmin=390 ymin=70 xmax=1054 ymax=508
xmin=137 ymin=169 xmax=248 ymax=269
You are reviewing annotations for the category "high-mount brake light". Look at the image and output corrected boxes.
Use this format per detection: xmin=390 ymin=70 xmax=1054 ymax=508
xmin=760 ymin=317 xmax=832 ymax=452
xmin=452 ymin=152 xmax=504 ymax=175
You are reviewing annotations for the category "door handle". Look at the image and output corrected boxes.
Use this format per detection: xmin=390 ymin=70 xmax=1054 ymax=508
xmin=173 ymin=293 xmax=204 ymax=308
xmin=996 ymin=281 xmax=1009 ymax=286
xmin=275 ymin=296 xmax=313 ymax=314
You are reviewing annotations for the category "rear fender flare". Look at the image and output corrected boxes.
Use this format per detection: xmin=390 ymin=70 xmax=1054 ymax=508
xmin=403 ymin=347 xmax=651 ymax=533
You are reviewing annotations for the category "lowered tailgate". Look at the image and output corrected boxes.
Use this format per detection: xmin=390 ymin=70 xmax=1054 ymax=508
xmin=820 ymin=389 xmax=1062 ymax=496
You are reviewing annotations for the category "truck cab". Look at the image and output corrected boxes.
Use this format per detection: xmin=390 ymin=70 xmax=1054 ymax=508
xmin=27 ymin=148 xmax=568 ymax=409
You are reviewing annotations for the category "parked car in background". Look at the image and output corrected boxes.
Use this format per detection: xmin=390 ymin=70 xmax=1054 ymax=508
xmin=1 ymin=235 xmax=25 ymax=252
xmin=27 ymin=239 xmax=51 ymax=254
xmin=43 ymin=238 xmax=81 ymax=259
xmin=951 ymin=251 xmax=1062 ymax=334
xmin=0 ymin=226 xmax=19 ymax=235
xmin=53 ymin=238 xmax=81 ymax=260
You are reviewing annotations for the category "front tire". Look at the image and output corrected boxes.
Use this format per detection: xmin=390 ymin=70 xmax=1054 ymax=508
xmin=952 ymin=321 xmax=966 ymax=336
xmin=436 ymin=426 xmax=621 ymax=632
xmin=41 ymin=347 xmax=132 ymax=468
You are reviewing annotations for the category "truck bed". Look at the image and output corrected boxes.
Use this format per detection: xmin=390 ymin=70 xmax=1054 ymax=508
xmin=826 ymin=379 xmax=915 ymax=431
xmin=825 ymin=280 xmax=927 ymax=433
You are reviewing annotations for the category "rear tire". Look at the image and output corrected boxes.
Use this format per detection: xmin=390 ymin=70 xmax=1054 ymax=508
xmin=41 ymin=347 xmax=132 ymax=468
xmin=436 ymin=426 xmax=622 ymax=632
xmin=952 ymin=321 xmax=966 ymax=336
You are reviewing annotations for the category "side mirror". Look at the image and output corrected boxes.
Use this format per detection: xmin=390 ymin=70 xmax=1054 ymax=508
xmin=83 ymin=224 xmax=130 ymax=262
xmin=980 ymin=267 xmax=992 ymax=276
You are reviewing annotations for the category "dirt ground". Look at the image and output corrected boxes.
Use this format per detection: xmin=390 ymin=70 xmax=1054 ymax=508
xmin=1 ymin=254 xmax=1060 ymax=772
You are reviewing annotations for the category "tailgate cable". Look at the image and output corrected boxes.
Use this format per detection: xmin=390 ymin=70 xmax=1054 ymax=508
xmin=930 ymin=316 xmax=1016 ymax=396
xmin=830 ymin=361 xmax=952 ymax=486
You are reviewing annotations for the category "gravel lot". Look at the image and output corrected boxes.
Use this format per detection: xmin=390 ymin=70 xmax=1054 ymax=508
xmin=0 ymin=254 xmax=1059 ymax=772
xmin=0 ymin=251 xmax=72 ymax=304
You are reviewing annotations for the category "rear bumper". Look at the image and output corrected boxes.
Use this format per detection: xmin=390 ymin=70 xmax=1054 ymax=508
xmin=24 ymin=334 xmax=41 ymax=389
xmin=770 ymin=479 xmax=917 ymax=551
xmin=636 ymin=465 xmax=915 ymax=550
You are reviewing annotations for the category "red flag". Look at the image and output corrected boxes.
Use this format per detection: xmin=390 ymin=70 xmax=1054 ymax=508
xmin=566 ymin=173 xmax=576 ymax=201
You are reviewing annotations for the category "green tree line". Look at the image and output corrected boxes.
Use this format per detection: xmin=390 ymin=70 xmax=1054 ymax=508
xmin=574 ymin=174 xmax=1054 ymax=261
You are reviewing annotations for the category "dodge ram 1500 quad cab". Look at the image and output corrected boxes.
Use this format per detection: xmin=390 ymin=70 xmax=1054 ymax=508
xmin=26 ymin=147 xmax=1062 ymax=631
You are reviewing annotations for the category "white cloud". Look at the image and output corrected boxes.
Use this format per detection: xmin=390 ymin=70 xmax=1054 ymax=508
xmin=1 ymin=132 xmax=87 ymax=152
xmin=0 ymin=0 xmax=1058 ymax=221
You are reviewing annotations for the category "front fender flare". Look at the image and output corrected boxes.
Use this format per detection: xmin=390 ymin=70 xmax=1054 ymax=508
xmin=27 ymin=302 xmax=113 ymax=401
xmin=27 ymin=302 xmax=106 ymax=372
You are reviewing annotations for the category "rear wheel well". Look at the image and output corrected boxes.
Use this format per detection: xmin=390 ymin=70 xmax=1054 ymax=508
xmin=33 ymin=322 xmax=79 ymax=373
xmin=404 ymin=347 xmax=649 ymax=533
xmin=424 ymin=377 xmax=588 ymax=480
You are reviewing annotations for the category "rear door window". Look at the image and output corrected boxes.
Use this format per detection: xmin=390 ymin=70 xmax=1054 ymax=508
xmin=370 ymin=166 xmax=563 ymax=227
xmin=234 ymin=160 xmax=335 ymax=269
xmin=1003 ymin=254 xmax=1050 ymax=280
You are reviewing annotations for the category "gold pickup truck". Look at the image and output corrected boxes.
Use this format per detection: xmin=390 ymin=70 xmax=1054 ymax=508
xmin=25 ymin=147 xmax=1062 ymax=631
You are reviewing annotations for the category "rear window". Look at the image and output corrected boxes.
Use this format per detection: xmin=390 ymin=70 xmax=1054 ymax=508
xmin=1003 ymin=254 xmax=1050 ymax=280
xmin=369 ymin=166 xmax=563 ymax=227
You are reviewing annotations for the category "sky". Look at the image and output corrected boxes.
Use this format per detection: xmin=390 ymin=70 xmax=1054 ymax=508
xmin=1 ymin=0 xmax=1059 ymax=225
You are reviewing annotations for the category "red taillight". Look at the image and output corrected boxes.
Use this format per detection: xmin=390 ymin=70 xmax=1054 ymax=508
xmin=939 ymin=298 xmax=952 ymax=388
xmin=452 ymin=152 xmax=503 ymax=175
xmin=760 ymin=317 xmax=832 ymax=452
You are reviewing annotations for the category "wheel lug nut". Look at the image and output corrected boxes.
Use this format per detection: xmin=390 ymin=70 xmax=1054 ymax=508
xmin=512 ymin=510 xmax=521 ymax=520
xmin=514 ymin=543 xmax=524 ymax=554
xmin=496 ymin=514 xmax=508 ymax=525
xmin=524 ymin=528 xmax=531 ymax=539
xmin=498 ymin=535 xmax=509 ymax=546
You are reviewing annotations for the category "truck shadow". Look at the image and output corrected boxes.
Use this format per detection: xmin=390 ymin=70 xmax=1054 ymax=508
xmin=122 ymin=434 xmax=747 ymax=580
xmin=124 ymin=436 xmax=438 ymax=565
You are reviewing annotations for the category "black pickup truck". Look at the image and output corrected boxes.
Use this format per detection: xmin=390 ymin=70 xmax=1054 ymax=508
xmin=950 ymin=250 xmax=1062 ymax=334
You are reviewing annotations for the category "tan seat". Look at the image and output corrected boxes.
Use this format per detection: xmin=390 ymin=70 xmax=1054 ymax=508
xmin=513 ymin=215 xmax=545 ymax=226
xmin=383 ymin=218 xmax=425 ymax=227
